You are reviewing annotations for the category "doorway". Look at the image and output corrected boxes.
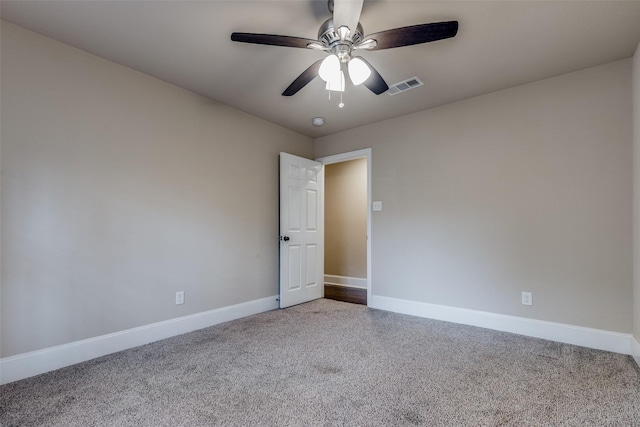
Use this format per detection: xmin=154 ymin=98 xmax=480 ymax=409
xmin=317 ymin=149 xmax=371 ymax=306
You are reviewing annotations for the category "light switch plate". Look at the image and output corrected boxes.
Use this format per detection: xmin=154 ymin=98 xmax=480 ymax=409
xmin=176 ymin=291 xmax=185 ymax=305
xmin=373 ymin=201 xmax=383 ymax=211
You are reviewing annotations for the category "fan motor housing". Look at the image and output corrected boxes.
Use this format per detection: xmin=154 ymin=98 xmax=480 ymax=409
xmin=318 ymin=18 xmax=364 ymax=57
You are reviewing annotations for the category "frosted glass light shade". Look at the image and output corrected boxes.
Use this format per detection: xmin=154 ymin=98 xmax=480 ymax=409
xmin=348 ymin=57 xmax=371 ymax=86
xmin=325 ymin=71 xmax=345 ymax=92
xmin=319 ymin=55 xmax=340 ymax=82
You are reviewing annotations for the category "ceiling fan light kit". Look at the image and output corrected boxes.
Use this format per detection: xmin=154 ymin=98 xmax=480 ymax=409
xmin=319 ymin=53 xmax=341 ymax=83
xmin=230 ymin=0 xmax=458 ymax=106
xmin=348 ymin=57 xmax=372 ymax=86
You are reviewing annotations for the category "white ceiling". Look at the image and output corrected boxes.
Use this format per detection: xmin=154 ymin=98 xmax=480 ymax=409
xmin=2 ymin=1 xmax=640 ymax=138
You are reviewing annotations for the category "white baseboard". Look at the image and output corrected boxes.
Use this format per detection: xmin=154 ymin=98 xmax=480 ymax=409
xmin=324 ymin=274 xmax=367 ymax=289
xmin=0 ymin=295 xmax=279 ymax=385
xmin=370 ymin=295 xmax=633 ymax=355
xmin=632 ymin=336 xmax=640 ymax=367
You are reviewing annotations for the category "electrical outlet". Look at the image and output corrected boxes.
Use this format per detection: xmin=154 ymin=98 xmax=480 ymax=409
xmin=521 ymin=291 xmax=532 ymax=306
xmin=175 ymin=291 xmax=185 ymax=305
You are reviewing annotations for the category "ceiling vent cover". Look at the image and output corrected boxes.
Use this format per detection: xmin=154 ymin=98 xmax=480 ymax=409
xmin=387 ymin=77 xmax=424 ymax=96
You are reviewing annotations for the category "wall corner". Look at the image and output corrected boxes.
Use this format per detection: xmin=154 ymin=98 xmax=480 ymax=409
xmin=633 ymin=41 xmax=640 ymax=345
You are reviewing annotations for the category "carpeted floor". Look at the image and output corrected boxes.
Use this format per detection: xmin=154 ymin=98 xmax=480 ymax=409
xmin=1 ymin=299 xmax=639 ymax=426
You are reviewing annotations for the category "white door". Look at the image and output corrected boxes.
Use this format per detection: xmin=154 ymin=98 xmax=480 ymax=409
xmin=279 ymin=153 xmax=324 ymax=308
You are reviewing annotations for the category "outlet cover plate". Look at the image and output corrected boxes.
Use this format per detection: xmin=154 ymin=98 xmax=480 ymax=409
xmin=521 ymin=291 xmax=532 ymax=306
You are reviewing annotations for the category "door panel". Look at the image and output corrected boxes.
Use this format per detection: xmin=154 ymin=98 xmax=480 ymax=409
xmin=279 ymin=153 xmax=324 ymax=308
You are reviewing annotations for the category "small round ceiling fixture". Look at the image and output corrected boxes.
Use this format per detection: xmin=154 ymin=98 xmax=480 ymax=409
xmin=312 ymin=117 xmax=325 ymax=126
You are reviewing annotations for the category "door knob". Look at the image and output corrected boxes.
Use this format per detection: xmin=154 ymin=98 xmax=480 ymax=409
xmin=281 ymin=236 xmax=290 ymax=242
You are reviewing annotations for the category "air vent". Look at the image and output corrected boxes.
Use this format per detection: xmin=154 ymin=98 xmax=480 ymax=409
xmin=387 ymin=77 xmax=424 ymax=96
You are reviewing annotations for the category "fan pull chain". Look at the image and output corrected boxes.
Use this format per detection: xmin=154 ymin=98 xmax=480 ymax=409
xmin=339 ymin=71 xmax=345 ymax=108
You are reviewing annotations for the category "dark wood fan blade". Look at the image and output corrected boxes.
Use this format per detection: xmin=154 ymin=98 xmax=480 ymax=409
xmin=231 ymin=33 xmax=318 ymax=49
xmin=355 ymin=57 xmax=389 ymax=95
xmin=282 ymin=59 xmax=324 ymax=96
xmin=362 ymin=21 xmax=458 ymax=50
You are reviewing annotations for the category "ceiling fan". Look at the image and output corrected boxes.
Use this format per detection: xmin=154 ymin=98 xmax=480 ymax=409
xmin=230 ymin=0 xmax=458 ymax=97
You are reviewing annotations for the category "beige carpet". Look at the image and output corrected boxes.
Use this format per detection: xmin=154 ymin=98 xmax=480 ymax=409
xmin=1 ymin=299 xmax=639 ymax=426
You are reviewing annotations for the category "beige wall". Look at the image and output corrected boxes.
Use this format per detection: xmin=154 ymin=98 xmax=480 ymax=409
xmin=634 ymin=42 xmax=640 ymax=341
xmin=316 ymin=59 xmax=633 ymax=333
xmin=1 ymin=19 xmax=635 ymax=360
xmin=0 ymin=22 xmax=313 ymax=357
xmin=324 ymin=158 xmax=367 ymax=279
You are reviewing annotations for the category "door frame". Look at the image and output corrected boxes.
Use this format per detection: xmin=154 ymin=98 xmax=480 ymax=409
xmin=316 ymin=148 xmax=372 ymax=307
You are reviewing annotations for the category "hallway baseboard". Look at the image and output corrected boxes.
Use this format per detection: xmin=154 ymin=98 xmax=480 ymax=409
xmin=323 ymin=274 xmax=367 ymax=289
